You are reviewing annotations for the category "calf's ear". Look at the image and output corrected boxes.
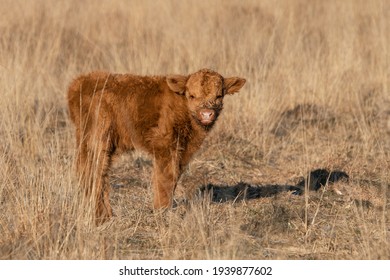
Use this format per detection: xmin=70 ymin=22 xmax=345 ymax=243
xmin=224 ymin=77 xmax=246 ymax=95
xmin=167 ymin=75 xmax=188 ymax=94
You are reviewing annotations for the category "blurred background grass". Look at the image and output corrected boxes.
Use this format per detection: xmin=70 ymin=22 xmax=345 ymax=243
xmin=0 ymin=0 xmax=389 ymax=259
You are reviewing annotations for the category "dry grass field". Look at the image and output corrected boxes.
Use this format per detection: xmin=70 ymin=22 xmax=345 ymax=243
xmin=0 ymin=0 xmax=389 ymax=259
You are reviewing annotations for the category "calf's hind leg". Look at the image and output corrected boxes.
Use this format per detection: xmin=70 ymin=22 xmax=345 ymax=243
xmin=92 ymin=136 xmax=115 ymax=224
xmin=77 ymin=129 xmax=115 ymax=225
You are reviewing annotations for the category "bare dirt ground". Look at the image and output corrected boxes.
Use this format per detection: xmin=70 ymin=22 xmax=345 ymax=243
xmin=0 ymin=0 xmax=389 ymax=259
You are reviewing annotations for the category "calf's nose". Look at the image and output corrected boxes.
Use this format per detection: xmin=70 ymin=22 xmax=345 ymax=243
xmin=201 ymin=110 xmax=214 ymax=120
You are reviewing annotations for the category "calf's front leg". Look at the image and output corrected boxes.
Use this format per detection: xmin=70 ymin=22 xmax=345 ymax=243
xmin=152 ymin=154 xmax=181 ymax=209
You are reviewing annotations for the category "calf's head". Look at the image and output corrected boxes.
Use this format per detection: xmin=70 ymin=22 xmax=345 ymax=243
xmin=167 ymin=69 xmax=246 ymax=128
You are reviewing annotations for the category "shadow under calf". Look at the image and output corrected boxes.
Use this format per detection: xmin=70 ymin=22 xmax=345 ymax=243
xmin=200 ymin=169 xmax=349 ymax=203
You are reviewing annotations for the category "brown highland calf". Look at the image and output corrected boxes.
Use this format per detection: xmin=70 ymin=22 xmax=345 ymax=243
xmin=68 ymin=69 xmax=246 ymax=224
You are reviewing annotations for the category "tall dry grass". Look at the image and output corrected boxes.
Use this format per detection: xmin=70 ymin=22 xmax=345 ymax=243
xmin=0 ymin=0 xmax=389 ymax=259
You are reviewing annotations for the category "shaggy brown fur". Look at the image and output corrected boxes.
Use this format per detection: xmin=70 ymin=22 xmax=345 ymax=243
xmin=68 ymin=69 xmax=246 ymax=224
